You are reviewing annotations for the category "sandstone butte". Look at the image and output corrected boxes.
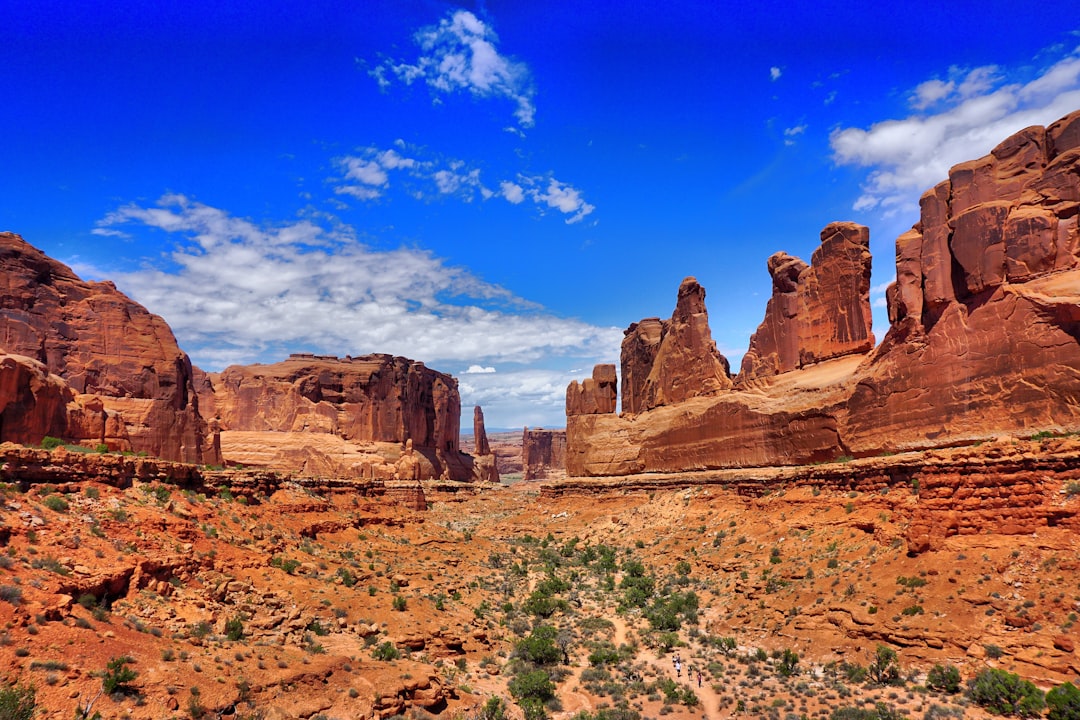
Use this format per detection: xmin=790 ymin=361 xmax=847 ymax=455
xmin=566 ymin=109 xmax=1080 ymax=479
xmin=521 ymin=427 xmax=567 ymax=481
xmin=196 ymin=354 xmax=496 ymax=482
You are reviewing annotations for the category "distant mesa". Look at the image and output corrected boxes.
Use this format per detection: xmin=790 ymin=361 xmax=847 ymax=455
xmin=566 ymin=108 xmax=1080 ymax=477
xmin=522 ymin=427 xmax=566 ymax=481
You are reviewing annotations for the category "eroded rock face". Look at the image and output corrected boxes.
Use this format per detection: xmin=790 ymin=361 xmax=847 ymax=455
xmin=739 ymin=222 xmax=874 ymax=382
xmin=566 ymin=364 xmax=618 ymax=416
xmin=522 ymin=427 xmax=566 ymax=481
xmin=0 ymin=353 xmax=72 ymax=444
xmin=616 ymin=278 xmax=731 ymax=414
xmin=199 ymin=353 xmax=472 ymax=480
xmin=0 ymin=233 xmax=215 ymax=463
xmin=566 ymin=110 xmax=1080 ymax=477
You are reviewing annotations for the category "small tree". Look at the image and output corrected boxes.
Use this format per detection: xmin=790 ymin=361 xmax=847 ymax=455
xmin=224 ymin=616 xmax=244 ymax=641
xmin=778 ymin=648 xmax=800 ymax=677
xmin=926 ymin=663 xmax=961 ymax=694
xmin=1047 ymin=681 xmax=1080 ymax=720
xmin=515 ymin=625 xmax=561 ymax=666
xmin=102 ymin=656 xmax=138 ymax=695
xmin=868 ymin=644 xmax=899 ymax=685
xmin=968 ymin=668 xmax=1045 ymax=718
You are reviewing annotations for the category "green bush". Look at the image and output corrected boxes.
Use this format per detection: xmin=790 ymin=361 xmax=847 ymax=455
xmin=926 ymin=663 xmax=961 ymax=694
xmin=102 ymin=656 xmax=138 ymax=695
xmin=0 ymin=586 xmax=23 ymax=606
xmin=392 ymin=595 xmax=406 ymax=611
xmin=515 ymin=625 xmax=561 ymax=666
xmin=40 ymin=436 xmax=63 ymax=450
xmin=967 ymin=668 xmax=1045 ymax=717
xmin=224 ymin=616 xmax=244 ymax=641
xmin=41 ymin=494 xmax=69 ymax=513
xmin=372 ymin=641 xmax=400 ymax=661
xmin=508 ymin=670 xmax=555 ymax=703
xmin=0 ymin=680 xmax=36 ymax=720
xmin=1047 ymin=681 xmax=1080 ymax=720
xmin=829 ymin=702 xmax=906 ymax=720
xmin=869 ymin=644 xmax=900 ymax=685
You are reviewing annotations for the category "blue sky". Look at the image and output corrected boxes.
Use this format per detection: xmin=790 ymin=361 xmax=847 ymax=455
xmin=3 ymin=1 xmax=1079 ymax=430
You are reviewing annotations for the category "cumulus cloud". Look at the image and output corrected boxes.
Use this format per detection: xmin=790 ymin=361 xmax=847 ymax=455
xmin=373 ymin=9 xmax=536 ymax=128
xmin=91 ymin=195 xmax=622 ymax=371
xmin=770 ymin=66 xmax=782 ymax=81
xmin=513 ymin=175 xmax=596 ymax=224
xmin=464 ymin=365 xmax=496 ymax=374
xmin=831 ymin=47 xmax=1080 ymax=213
xmin=458 ymin=367 xmax=584 ymax=427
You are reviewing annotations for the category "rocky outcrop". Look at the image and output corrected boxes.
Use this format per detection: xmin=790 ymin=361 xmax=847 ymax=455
xmin=470 ymin=406 xmax=499 ymax=483
xmin=522 ymin=427 xmax=566 ymax=481
xmin=631 ymin=278 xmax=731 ymax=412
xmin=566 ymin=364 xmax=617 ymax=416
xmin=199 ymin=354 xmax=473 ymax=481
xmin=739 ymin=222 xmax=874 ymax=382
xmin=566 ymin=110 xmax=1080 ymax=477
xmin=0 ymin=353 xmax=72 ymax=445
xmin=0 ymin=233 xmax=217 ymax=464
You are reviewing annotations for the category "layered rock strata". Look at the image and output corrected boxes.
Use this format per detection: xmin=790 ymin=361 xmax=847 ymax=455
xmin=567 ymin=110 xmax=1080 ymax=477
xmin=0 ymin=233 xmax=217 ymax=463
xmin=198 ymin=354 xmax=474 ymax=481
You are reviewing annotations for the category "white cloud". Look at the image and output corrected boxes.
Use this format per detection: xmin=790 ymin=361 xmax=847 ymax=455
xmin=464 ymin=365 xmax=496 ymax=374
xmin=92 ymin=196 xmax=622 ymax=373
xmin=770 ymin=66 xmax=782 ymax=81
xmin=831 ymin=47 xmax=1080 ymax=213
xmin=373 ymin=9 xmax=536 ymax=128
xmin=332 ymin=145 xmax=595 ymax=221
xmin=514 ymin=175 xmax=596 ymax=224
xmin=783 ymin=124 xmax=806 ymax=146
xmin=499 ymin=181 xmax=525 ymax=204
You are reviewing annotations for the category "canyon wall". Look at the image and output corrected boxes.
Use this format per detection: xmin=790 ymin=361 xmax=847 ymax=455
xmin=0 ymin=233 xmax=217 ymax=463
xmin=567 ymin=110 xmax=1080 ymax=477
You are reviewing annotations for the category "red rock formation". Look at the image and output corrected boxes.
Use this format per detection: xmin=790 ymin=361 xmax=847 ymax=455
xmin=0 ymin=353 xmax=72 ymax=445
xmin=566 ymin=364 xmax=618 ymax=416
xmin=522 ymin=427 xmax=566 ymax=481
xmin=470 ymin=405 xmax=499 ymax=483
xmin=199 ymin=353 xmax=473 ymax=480
xmin=636 ymin=277 xmax=731 ymax=410
xmin=566 ymin=110 xmax=1080 ymax=477
xmin=0 ymin=233 xmax=217 ymax=463
xmin=739 ymin=222 xmax=874 ymax=382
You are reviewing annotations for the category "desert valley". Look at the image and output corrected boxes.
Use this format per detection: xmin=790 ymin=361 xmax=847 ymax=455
xmin=1 ymin=112 xmax=1080 ymax=720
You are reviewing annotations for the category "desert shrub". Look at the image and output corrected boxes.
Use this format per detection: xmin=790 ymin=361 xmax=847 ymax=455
xmin=1046 ymin=681 xmax=1080 ymax=720
xmin=967 ymin=668 xmax=1045 ymax=717
xmin=479 ymin=697 xmax=508 ymax=720
xmin=372 ymin=641 xmax=400 ymax=661
xmin=392 ymin=595 xmax=407 ymax=611
xmin=509 ymin=670 xmax=555 ymax=703
xmin=830 ymin=703 xmax=905 ymax=720
xmin=40 ymin=436 xmax=63 ymax=450
xmin=102 ymin=655 xmax=138 ymax=695
xmin=926 ymin=664 xmax=961 ymax=694
xmin=41 ymin=494 xmax=69 ymax=513
xmin=777 ymin=648 xmax=800 ymax=677
xmin=224 ymin=616 xmax=244 ymax=641
xmin=515 ymin=625 xmax=561 ymax=666
xmin=0 ymin=586 xmax=22 ymax=606
xmin=0 ymin=680 xmax=36 ymax=720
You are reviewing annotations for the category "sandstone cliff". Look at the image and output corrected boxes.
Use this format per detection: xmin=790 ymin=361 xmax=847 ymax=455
xmin=0 ymin=233 xmax=217 ymax=463
xmin=739 ymin=222 xmax=874 ymax=382
xmin=198 ymin=353 xmax=476 ymax=481
xmin=566 ymin=110 xmax=1080 ymax=477
xmin=522 ymin=427 xmax=566 ymax=481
